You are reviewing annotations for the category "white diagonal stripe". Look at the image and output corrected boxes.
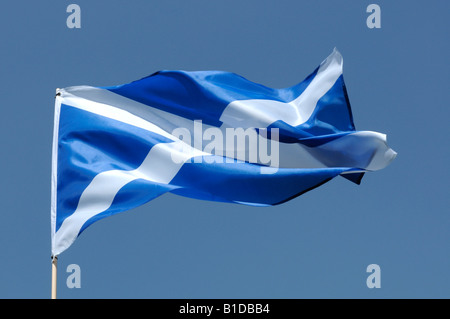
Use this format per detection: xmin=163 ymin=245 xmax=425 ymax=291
xmin=52 ymin=140 xmax=207 ymax=255
xmin=57 ymin=89 xmax=177 ymax=141
xmin=219 ymin=48 xmax=343 ymax=128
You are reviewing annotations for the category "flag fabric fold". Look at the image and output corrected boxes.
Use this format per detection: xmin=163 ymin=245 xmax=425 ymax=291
xmin=51 ymin=49 xmax=396 ymax=256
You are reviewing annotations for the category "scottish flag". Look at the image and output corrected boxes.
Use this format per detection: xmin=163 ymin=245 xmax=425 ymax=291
xmin=51 ymin=49 xmax=396 ymax=256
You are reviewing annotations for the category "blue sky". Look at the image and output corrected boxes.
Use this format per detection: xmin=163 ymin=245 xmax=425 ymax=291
xmin=0 ymin=0 xmax=448 ymax=298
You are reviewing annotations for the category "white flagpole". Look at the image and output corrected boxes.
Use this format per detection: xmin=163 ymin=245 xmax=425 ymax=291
xmin=51 ymin=255 xmax=58 ymax=299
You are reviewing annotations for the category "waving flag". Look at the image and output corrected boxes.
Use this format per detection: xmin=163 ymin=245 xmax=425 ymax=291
xmin=51 ymin=49 xmax=396 ymax=256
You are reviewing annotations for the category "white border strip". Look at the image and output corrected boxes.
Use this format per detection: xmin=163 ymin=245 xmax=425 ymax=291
xmin=51 ymin=91 xmax=63 ymax=256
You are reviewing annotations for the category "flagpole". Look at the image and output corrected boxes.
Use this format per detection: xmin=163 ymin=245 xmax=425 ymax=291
xmin=51 ymin=255 xmax=58 ymax=299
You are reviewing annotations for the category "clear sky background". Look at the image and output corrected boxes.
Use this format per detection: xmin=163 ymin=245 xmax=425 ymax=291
xmin=0 ymin=1 xmax=448 ymax=299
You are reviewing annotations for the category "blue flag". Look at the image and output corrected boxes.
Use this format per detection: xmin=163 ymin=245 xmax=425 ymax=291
xmin=51 ymin=49 xmax=396 ymax=255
